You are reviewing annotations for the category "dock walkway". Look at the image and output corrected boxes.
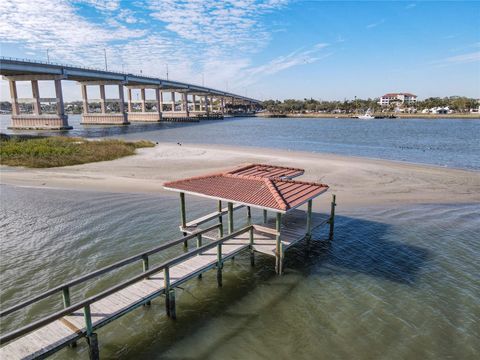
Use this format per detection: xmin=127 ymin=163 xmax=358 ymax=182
xmin=0 ymin=207 xmax=334 ymax=360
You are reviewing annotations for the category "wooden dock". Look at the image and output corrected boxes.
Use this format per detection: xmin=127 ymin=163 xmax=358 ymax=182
xmin=0 ymin=192 xmax=335 ymax=360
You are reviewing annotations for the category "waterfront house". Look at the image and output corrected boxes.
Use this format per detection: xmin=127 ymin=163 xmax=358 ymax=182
xmin=379 ymin=93 xmax=417 ymax=106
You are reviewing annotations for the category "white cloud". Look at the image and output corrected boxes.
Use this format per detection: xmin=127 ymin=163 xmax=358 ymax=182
xmin=366 ymin=19 xmax=385 ymax=29
xmin=442 ymin=51 xmax=480 ymax=64
xmin=0 ymin=0 xmax=315 ymax=100
xmin=0 ymin=0 xmax=145 ymax=66
xmin=75 ymin=0 xmax=120 ymax=11
xmin=147 ymin=0 xmax=288 ymax=52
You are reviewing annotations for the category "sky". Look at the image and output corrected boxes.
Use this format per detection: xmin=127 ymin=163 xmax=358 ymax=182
xmin=0 ymin=0 xmax=479 ymax=101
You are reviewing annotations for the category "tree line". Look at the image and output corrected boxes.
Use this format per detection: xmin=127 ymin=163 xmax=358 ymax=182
xmin=262 ymin=97 xmax=479 ymax=113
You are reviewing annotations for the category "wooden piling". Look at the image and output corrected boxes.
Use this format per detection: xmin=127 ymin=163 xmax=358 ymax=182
xmin=164 ymin=267 xmax=170 ymax=317
xmin=84 ymin=305 xmax=99 ymax=360
xmin=197 ymin=234 xmax=203 ymax=279
xmin=217 ymin=200 xmax=224 ymax=237
xmin=62 ymin=287 xmax=70 ymax=308
xmin=263 ymin=209 xmax=267 ymax=223
xmin=168 ymin=289 xmax=176 ymax=320
xmin=142 ymin=255 xmax=151 ymax=305
xmin=217 ymin=243 xmax=223 ymax=287
xmin=87 ymin=333 xmax=99 ymax=360
xmin=275 ymin=213 xmax=283 ymax=275
xmin=249 ymin=226 xmax=255 ymax=266
xmin=180 ymin=193 xmax=187 ymax=249
xmin=329 ymin=194 xmax=336 ymax=240
xmin=228 ymin=202 xmax=234 ymax=234
xmin=247 ymin=206 xmax=251 ymax=224
xmin=62 ymin=287 xmax=77 ymax=347
xmin=306 ymin=199 xmax=313 ymax=244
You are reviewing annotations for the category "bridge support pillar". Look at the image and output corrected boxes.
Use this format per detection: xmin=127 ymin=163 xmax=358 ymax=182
xmin=126 ymin=86 xmax=162 ymax=122
xmin=6 ymin=76 xmax=71 ymax=130
xmin=80 ymin=82 xmax=129 ymax=125
xmin=182 ymin=92 xmax=189 ymax=117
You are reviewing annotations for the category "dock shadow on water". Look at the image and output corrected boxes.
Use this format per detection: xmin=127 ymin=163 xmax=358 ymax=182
xmin=1 ymin=186 xmax=478 ymax=360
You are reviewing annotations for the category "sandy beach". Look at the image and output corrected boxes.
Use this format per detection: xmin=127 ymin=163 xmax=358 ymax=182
xmin=1 ymin=142 xmax=479 ymax=210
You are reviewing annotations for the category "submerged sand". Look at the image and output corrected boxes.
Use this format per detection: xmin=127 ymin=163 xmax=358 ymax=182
xmin=1 ymin=143 xmax=479 ymax=210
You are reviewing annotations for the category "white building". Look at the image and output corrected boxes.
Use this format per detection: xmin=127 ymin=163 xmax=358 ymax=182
xmin=379 ymin=93 xmax=417 ymax=106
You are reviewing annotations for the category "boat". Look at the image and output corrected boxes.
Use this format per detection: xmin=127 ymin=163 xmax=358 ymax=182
xmin=357 ymin=110 xmax=375 ymax=119
xmin=358 ymin=114 xmax=375 ymax=119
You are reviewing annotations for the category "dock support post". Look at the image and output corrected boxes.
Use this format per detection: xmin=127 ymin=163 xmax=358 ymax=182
xmin=247 ymin=206 xmax=251 ymax=224
xmin=168 ymin=289 xmax=176 ymax=320
xmin=249 ymin=226 xmax=255 ymax=266
xmin=306 ymin=199 xmax=312 ymax=245
xmin=180 ymin=192 xmax=187 ymax=248
xmin=329 ymin=194 xmax=336 ymax=240
xmin=197 ymin=234 xmax=203 ymax=279
xmin=217 ymin=244 xmax=223 ymax=287
xmin=217 ymin=200 xmax=223 ymax=237
xmin=62 ymin=287 xmax=77 ymax=347
xmin=84 ymin=305 xmax=99 ymax=360
xmin=228 ymin=202 xmax=234 ymax=234
xmin=263 ymin=209 xmax=267 ymax=224
xmin=142 ymin=255 xmax=151 ymax=305
xmin=164 ymin=267 xmax=171 ymax=317
xmin=275 ymin=213 xmax=283 ymax=275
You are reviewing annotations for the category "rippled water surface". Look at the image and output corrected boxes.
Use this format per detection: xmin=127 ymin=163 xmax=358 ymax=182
xmin=1 ymin=115 xmax=479 ymax=169
xmin=1 ymin=186 xmax=479 ymax=359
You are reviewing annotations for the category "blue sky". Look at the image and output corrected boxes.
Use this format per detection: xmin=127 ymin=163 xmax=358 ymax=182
xmin=1 ymin=0 xmax=479 ymax=101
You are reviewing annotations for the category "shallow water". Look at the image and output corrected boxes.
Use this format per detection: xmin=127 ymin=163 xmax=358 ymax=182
xmin=1 ymin=185 xmax=479 ymax=359
xmin=1 ymin=115 xmax=479 ymax=170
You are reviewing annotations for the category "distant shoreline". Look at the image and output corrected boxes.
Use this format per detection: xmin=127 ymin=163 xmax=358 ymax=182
xmin=257 ymin=113 xmax=480 ymax=119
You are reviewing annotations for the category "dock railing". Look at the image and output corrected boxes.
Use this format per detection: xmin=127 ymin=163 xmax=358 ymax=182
xmin=0 ymin=224 xmax=254 ymax=346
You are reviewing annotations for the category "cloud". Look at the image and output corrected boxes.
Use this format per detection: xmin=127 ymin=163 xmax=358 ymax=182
xmin=146 ymin=0 xmax=288 ymax=52
xmin=405 ymin=3 xmax=416 ymax=10
xmin=366 ymin=19 xmax=385 ymax=29
xmin=0 ymin=0 xmax=145 ymax=66
xmin=0 ymin=0 xmax=299 ymax=99
xmin=432 ymin=51 xmax=480 ymax=67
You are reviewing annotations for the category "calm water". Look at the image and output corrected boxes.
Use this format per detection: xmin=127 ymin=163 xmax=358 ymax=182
xmin=1 ymin=185 xmax=479 ymax=359
xmin=1 ymin=115 xmax=480 ymax=170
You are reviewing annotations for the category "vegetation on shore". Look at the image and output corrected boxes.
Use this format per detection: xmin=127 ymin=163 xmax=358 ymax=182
xmin=262 ymin=97 xmax=479 ymax=114
xmin=0 ymin=135 xmax=154 ymax=168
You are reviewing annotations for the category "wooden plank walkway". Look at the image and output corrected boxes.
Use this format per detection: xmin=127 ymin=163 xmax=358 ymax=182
xmin=0 ymin=231 xmax=250 ymax=360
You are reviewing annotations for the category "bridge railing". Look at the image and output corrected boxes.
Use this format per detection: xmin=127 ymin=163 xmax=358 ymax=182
xmin=0 ymin=224 xmax=254 ymax=345
xmin=0 ymin=56 xmax=259 ymax=102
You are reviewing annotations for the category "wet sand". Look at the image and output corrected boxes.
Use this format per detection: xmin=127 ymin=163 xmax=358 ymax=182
xmin=1 ymin=142 xmax=479 ymax=209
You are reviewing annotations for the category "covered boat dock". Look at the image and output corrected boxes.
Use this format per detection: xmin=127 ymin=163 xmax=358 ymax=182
xmin=164 ymin=163 xmax=336 ymax=274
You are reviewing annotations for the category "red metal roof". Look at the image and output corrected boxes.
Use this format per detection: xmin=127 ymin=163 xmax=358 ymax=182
xmin=163 ymin=164 xmax=328 ymax=212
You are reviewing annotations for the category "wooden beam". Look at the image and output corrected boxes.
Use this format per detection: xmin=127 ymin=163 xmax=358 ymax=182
xmin=329 ymin=194 xmax=336 ymax=240
xmin=275 ymin=213 xmax=282 ymax=275
xmin=180 ymin=192 xmax=187 ymax=248
xmin=228 ymin=202 xmax=234 ymax=234
xmin=306 ymin=199 xmax=312 ymax=239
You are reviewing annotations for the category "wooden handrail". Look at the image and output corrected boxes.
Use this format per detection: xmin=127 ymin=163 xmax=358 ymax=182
xmin=0 ymin=225 xmax=253 ymax=345
xmin=0 ymin=223 xmax=221 ymax=318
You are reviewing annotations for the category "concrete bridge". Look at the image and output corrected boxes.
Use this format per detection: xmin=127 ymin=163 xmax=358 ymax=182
xmin=0 ymin=57 xmax=261 ymax=129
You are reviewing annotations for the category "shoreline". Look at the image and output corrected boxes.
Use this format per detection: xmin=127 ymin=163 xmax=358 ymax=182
xmin=256 ymin=113 xmax=480 ymax=119
xmin=1 ymin=142 xmax=479 ymax=210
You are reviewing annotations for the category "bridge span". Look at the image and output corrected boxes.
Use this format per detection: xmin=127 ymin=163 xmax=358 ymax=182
xmin=0 ymin=57 xmax=261 ymax=129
